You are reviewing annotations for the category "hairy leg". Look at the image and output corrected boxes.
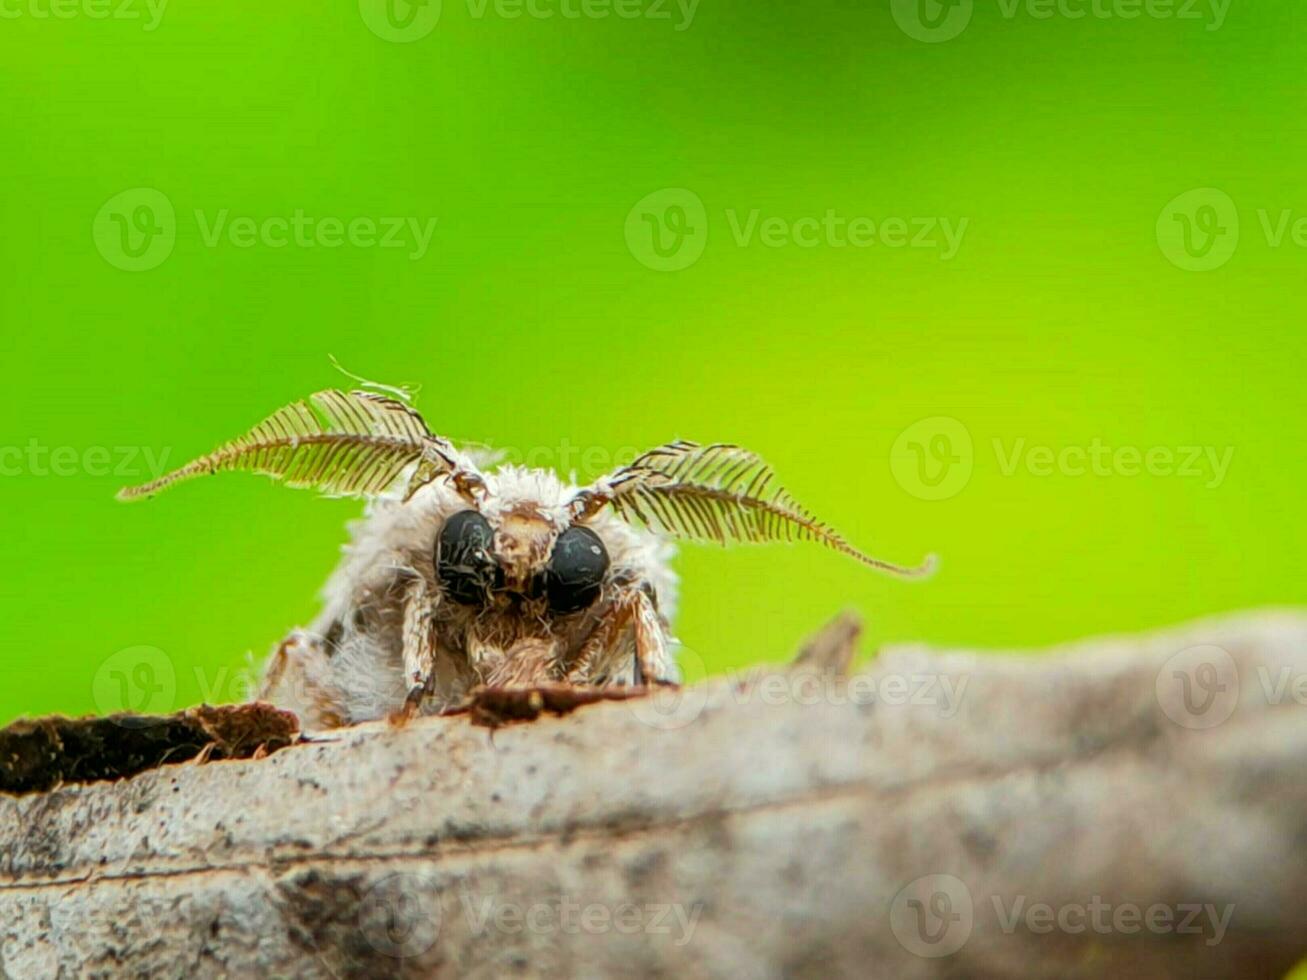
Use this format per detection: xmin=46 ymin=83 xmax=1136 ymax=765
xmin=566 ymin=586 xmax=675 ymax=687
xmin=259 ymin=629 xmax=346 ymax=730
xmin=390 ymin=578 xmax=440 ymax=725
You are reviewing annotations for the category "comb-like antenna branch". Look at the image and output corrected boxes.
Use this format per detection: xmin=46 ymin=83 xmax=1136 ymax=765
xmin=118 ymin=390 xmax=471 ymax=503
xmin=572 ymin=441 xmax=934 ymax=579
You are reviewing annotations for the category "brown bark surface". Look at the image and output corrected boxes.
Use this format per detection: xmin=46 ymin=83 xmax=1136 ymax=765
xmin=1 ymin=609 xmax=1304 ymax=978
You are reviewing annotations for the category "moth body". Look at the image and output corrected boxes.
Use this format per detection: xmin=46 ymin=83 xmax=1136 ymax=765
xmin=264 ymin=463 xmax=677 ymax=729
xmin=118 ymin=388 xmax=933 ymax=731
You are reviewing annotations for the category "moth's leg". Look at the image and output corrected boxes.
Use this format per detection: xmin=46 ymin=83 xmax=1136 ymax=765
xmin=567 ymin=586 xmax=675 ymax=687
xmin=391 ymin=577 xmax=440 ymax=725
xmin=259 ymin=629 xmax=346 ymax=730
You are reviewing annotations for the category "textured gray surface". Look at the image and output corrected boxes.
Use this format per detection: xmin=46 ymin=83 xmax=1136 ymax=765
xmin=2 ymin=609 xmax=1306 ymax=978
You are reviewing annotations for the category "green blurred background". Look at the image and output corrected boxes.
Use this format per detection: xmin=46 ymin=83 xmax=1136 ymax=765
xmin=0 ymin=0 xmax=1303 ymax=726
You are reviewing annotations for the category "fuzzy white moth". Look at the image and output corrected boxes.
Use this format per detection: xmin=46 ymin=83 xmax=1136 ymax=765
xmin=119 ymin=389 xmax=933 ymax=730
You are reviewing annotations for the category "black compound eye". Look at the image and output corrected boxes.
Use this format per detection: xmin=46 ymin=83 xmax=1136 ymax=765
xmin=436 ymin=510 xmax=499 ymax=606
xmin=546 ymin=526 xmax=609 ymax=614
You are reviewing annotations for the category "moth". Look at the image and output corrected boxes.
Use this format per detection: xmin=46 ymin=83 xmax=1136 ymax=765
xmin=119 ymin=389 xmax=933 ymax=730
